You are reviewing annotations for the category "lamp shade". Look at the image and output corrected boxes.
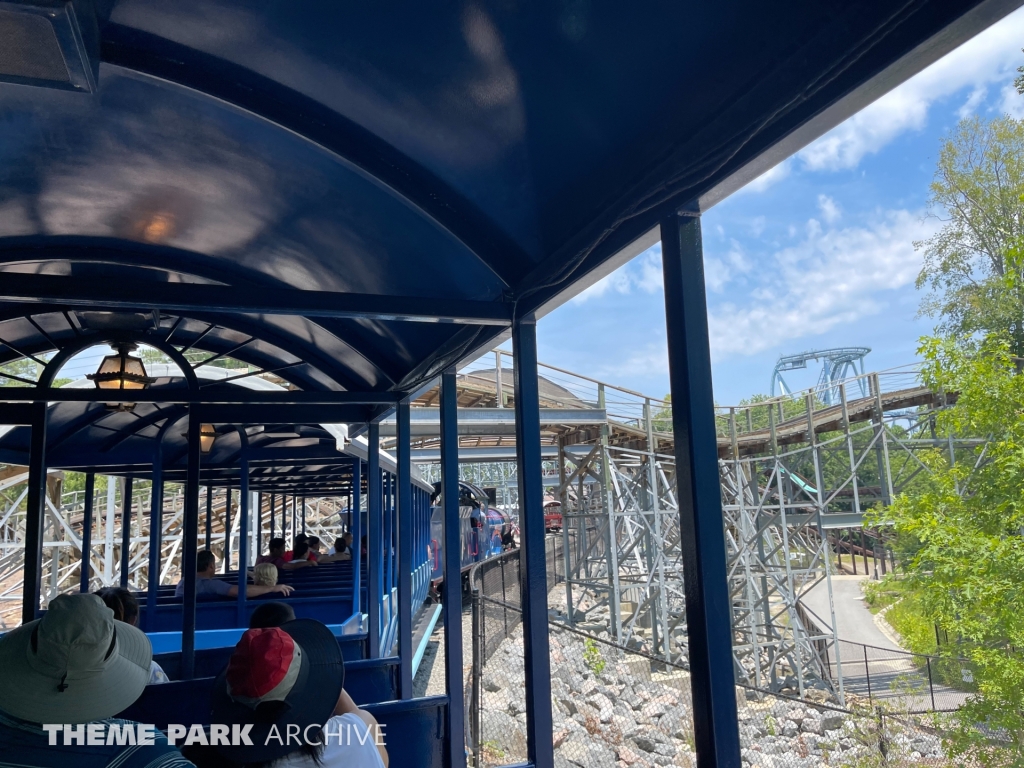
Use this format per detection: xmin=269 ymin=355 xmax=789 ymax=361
xmin=200 ymin=423 xmax=217 ymax=454
xmin=87 ymin=343 xmax=155 ymax=391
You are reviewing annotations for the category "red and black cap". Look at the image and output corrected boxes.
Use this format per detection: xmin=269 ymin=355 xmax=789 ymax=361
xmin=210 ymin=618 xmax=344 ymax=762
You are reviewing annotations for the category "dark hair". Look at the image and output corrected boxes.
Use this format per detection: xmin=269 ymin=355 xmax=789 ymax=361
xmin=292 ymin=541 xmax=310 ymax=560
xmin=293 ymin=533 xmax=308 ymax=546
xmin=249 ymin=602 xmax=296 ymax=629
xmin=95 ymin=586 xmax=139 ymax=626
xmin=268 ymin=537 xmax=286 ymax=554
xmin=306 ymin=536 xmax=321 ymax=550
xmin=197 ymin=550 xmax=216 ymax=573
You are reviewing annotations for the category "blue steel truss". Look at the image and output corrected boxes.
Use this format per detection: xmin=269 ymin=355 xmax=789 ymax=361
xmin=771 ymin=348 xmax=871 ymax=406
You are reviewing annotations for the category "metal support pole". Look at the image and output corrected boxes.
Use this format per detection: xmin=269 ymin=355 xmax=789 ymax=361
xmin=224 ymin=487 xmax=233 ymax=573
xmin=256 ymin=492 xmax=263 ymax=556
xmin=440 ymin=368 xmax=467 ymax=767
xmin=660 ymin=212 xmax=741 ymax=768
xmin=145 ymin=439 xmax=165 ymax=630
xmin=80 ymin=472 xmax=95 ymax=593
xmin=119 ymin=477 xmax=133 ymax=588
xmin=280 ymin=494 xmax=286 ymax=543
xmin=495 ymin=348 xmax=504 ymax=408
xmin=236 ymin=428 xmax=250 ymax=627
xmin=396 ymin=399 xmax=414 ymax=698
xmin=367 ymin=421 xmax=382 ymax=658
xmin=270 ymin=493 xmax=276 ymax=539
xmin=512 ymin=319 xmax=554 ymax=768
xmin=351 ymin=458 xmax=362 ymax=620
xmin=205 ymin=486 xmax=212 ymax=551
xmin=22 ymin=402 xmax=47 ymax=623
xmin=301 ymin=495 xmax=306 ymax=534
xmin=181 ymin=410 xmax=202 ymax=680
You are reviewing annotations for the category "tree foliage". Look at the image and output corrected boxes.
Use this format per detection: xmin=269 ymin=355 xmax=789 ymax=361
xmin=916 ymin=115 xmax=1024 ymax=354
xmin=872 ymin=337 xmax=1024 ymax=766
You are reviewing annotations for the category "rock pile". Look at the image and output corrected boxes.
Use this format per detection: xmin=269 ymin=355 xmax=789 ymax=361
xmin=476 ymin=627 xmax=948 ymax=768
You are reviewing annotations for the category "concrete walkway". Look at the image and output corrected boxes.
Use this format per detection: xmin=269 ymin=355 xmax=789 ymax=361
xmin=801 ymin=575 xmax=898 ymax=650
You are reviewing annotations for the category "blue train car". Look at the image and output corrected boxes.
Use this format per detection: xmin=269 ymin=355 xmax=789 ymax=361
xmin=428 ymin=481 xmax=513 ymax=583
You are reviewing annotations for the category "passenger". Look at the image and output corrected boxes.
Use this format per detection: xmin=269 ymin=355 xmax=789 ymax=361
xmin=257 ymin=537 xmax=315 ymax=570
xmin=327 ymin=536 xmax=347 ymax=556
xmin=320 ymin=536 xmax=351 ymax=563
xmin=252 ymin=562 xmax=278 ymax=586
xmin=0 ymin=593 xmax=194 ymax=766
xmin=249 ymin=601 xmax=296 ymax=629
xmin=175 ymin=550 xmax=295 ymax=599
xmin=288 ymin=541 xmax=317 ymax=566
xmin=95 ymin=586 xmax=170 ymax=684
xmin=282 ymin=533 xmax=311 ymax=562
xmin=206 ymin=620 xmax=387 ymax=767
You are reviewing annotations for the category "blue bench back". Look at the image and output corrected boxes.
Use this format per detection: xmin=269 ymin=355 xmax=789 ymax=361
xmin=140 ymin=594 xmax=359 ymax=631
xmin=117 ymin=657 xmax=402 ymax=728
xmin=175 ymin=695 xmax=448 ymax=768
xmin=153 ymin=635 xmax=370 ymax=678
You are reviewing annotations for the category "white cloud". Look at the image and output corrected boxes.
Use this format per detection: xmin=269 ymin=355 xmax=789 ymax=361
xmin=749 ymin=216 xmax=766 ymax=236
xmin=999 ymin=83 xmax=1024 ymax=118
xmin=958 ymin=86 xmax=988 ymax=119
xmin=571 ymin=245 xmax=663 ymax=304
xmin=799 ymin=7 xmax=1024 ymax=171
xmin=737 ymin=160 xmax=791 ymax=194
xmin=570 ymin=268 xmax=632 ymax=304
xmin=707 ymin=209 xmax=938 ymax=359
xmin=817 ymin=195 xmax=841 ymax=223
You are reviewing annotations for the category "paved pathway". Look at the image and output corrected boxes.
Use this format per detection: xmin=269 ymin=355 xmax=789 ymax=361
xmin=801 ymin=575 xmax=898 ymax=650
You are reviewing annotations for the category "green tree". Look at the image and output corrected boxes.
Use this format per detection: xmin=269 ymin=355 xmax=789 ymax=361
xmin=871 ymin=336 xmax=1024 ymax=766
xmin=916 ymin=115 xmax=1024 ymax=354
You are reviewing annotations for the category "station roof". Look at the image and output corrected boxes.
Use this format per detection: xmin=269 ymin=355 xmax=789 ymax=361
xmin=0 ymin=0 xmax=1016 ymax=404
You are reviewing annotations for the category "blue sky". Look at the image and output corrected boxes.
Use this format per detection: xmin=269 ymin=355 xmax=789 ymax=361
xmin=532 ymin=8 xmax=1024 ymax=406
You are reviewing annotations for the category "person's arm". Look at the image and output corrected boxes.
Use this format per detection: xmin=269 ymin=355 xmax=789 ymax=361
xmin=333 ymin=690 xmax=388 ymax=767
xmin=280 ymin=559 xmax=316 ymax=570
xmin=226 ymin=584 xmax=295 ymax=597
xmin=318 ymin=551 xmax=351 ymax=563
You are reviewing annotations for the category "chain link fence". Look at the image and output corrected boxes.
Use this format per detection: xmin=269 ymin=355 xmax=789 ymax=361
xmin=466 ymin=544 xmax=970 ymax=768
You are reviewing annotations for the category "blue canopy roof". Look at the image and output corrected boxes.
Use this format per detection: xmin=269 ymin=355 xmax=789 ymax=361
xmin=0 ymin=0 xmax=1015 ymax=399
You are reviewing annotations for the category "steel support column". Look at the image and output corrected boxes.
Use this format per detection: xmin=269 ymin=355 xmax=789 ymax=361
xmin=351 ymin=457 xmax=362 ymax=619
xmin=181 ymin=410 xmax=202 ymax=679
xmin=205 ymin=487 xmax=212 ymax=551
xmin=80 ymin=472 xmax=95 ymax=593
xmin=513 ymin=319 xmax=554 ymax=768
xmin=440 ymin=368 xmax=467 ymax=767
xmin=224 ymin=487 xmax=233 ymax=573
xmin=146 ymin=444 xmax=165 ymax=631
xmin=397 ymin=399 xmax=413 ymax=698
xmin=237 ymin=428 xmax=250 ymax=627
xmin=368 ymin=421 xmax=382 ymax=657
xmin=660 ymin=213 xmax=741 ymax=768
xmin=119 ymin=477 xmax=133 ymax=588
xmin=22 ymin=402 xmax=47 ymax=623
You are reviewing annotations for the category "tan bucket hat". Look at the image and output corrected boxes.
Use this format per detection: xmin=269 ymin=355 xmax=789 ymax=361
xmin=0 ymin=593 xmax=152 ymax=723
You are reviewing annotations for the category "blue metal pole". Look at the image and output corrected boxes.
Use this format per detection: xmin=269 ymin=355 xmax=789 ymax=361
xmin=119 ymin=477 xmax=133 ymax=588
xmin=22 ymin=402 xmax=46 ymax=623
xmin=440 ymin=368 xmax=467 ymax=766
xmin=224 ymin=487 xmax=232 ymax=573
xmin=397 ymin=400 xmax=413 ymax=698
xmin=256 ymin=492 xmax=263 ymax=556
xmin=280 ymin=494 xmax=286 ymax=543
xmin=660 ymin=212 xmax=741 ymax=768
xmin=351 ymin=457 xmax=362 ymax=621
xmin=205 ymin=486 xmax=212 ymax=551
xmin=512 ymin=319 xmax=554 ymax=768
xmin=145 ymin=443 xmax=165 ymax=631
xmin=367 ymin=422 xmax=382 ymax=657
xmin=382 ymin=471 xmax=393 ymax=649
xmin=236 ymin=428 xmax=250 ymax=627
xmin=181 ymin=410 xmax=202 ymax=680
xmin=79 ymin=472 xmax=94 ymax=593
